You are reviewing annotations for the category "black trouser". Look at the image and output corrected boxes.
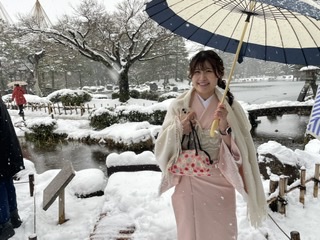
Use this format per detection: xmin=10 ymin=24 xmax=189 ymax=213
xmin=18 ymin=105 xmax=24 ymax=115
xmin=0 ymin=178 xmax=18 ymax=224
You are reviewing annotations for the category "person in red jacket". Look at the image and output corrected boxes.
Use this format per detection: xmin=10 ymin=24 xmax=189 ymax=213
xmin=11 ymin=84 xmax=26 ymax=116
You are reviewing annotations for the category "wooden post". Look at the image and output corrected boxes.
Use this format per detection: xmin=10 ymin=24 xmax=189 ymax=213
xmin=58 ymin=190 xmax=66 ymax=224
xmin=299 ymin=167 xmax=306 ymax=206
xmin=80 ymin=104 xmax=85 ymax=116
xmin=269 ymin=179 xmax=278 ymax=194
xmin=29 ymin=174 xmax=35 ymax=197
xmin=290 ymin=231 xmax=300 ymax=240
xmin=314 ymin=163 xmax=320 ymax=198
xmin=53 ymin=103 xmax=56 ymax=115
xmin=278 ymin=176 xmax=288 ymax=215
xmin=57 ymin=104 xmax=61 ymax=115
xmin=48 ymin=103 xmax=53 ymax=114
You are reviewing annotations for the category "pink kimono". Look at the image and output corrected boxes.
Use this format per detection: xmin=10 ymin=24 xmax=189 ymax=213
xmin=171 ymin=92 xmax=242 ymax=240
xmin=155 ymin=88 xmax=266 ymax=240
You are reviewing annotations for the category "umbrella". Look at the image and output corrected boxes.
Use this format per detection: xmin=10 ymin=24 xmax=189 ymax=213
xmin=146 ymin=0 xmax=320 ymax=136
xmin=7 ymin=81 xmax=28 ymax=88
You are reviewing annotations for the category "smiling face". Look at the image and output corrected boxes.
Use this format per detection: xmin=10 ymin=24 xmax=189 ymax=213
xmin=191 ymin=61 xmax=218 ymax=100
xmin=188 ymin=50 xmax=225 ymax=100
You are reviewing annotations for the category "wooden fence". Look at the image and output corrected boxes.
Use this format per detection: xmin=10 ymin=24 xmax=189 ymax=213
xmin=267 ymin=164 xmax=320 ymax=240
xmin=6 ymin=101 xmax=154 ymax=117
xmin=268 ymin=163 xmax=320 ymax=214
xmin=6 ymin=102 xmax=100 ymax=116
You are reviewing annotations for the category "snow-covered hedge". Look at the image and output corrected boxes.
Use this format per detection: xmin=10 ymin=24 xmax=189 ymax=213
xmin=46 ymin=89 xmax=92 ymax=106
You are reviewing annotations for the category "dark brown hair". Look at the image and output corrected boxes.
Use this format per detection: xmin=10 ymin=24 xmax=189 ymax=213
xmin=188 ymin=50 xmax=234 ymax=105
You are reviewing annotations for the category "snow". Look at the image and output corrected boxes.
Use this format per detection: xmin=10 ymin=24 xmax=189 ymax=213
xmin=3 ymin=91 xmax=320 ymax=240
xmin=299 ymin=65 xmax=320 ymax=71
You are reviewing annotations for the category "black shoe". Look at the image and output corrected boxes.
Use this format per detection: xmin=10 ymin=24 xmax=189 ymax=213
xmin=10 ymin=210 xmax=22 ymax=229
xmin=0 ymin=222 xmax=15 ymax=240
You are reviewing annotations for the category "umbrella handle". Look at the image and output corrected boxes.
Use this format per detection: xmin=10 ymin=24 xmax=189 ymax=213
xmin=210 ymin=119 xmax=220 ymax=137
xmin=210 ymin=1 xmax=255 ymax=137
xmin=210 ymin=89 xmax=228 ymax=137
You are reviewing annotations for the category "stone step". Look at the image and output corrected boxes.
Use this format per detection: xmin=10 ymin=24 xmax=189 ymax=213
xmin=89 ymin=213 xmax=135 ymax=240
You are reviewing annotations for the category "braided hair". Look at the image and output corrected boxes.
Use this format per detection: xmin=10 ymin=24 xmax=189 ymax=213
xmin=188 ymin=50 xmax=234 ymax=106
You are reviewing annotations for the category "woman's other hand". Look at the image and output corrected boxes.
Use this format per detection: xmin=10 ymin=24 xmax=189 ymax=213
xmin=181 ymin=111 xmax=196 ymax=134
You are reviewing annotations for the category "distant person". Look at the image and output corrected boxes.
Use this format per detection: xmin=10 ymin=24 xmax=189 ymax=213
xmin=0 ymin=97 xmax=25 ymax=239
xmin=11 ymin=84 xmax=26 ymax=117
xmin=155 ymin=50 xmax=266 ymax=240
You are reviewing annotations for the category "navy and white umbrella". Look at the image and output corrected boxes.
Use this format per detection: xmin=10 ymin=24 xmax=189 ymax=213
xmin=146 ymin=0 xmax=320 ymax=65
xmin=146 ymin=0 xmax=320 ymax=135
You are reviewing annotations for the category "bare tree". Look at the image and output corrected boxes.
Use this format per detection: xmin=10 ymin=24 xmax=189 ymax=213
xmin=21 ymin=0 xmax=173 ymax=102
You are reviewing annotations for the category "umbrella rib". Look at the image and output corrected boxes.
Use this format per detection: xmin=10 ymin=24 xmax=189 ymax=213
xmin=291 ymin=14 xmax=320 ymax=50
xmin=278 ymin=9 xmax=310 ymax=65
xmin=267 ymin=5 xmax=288 ymax=64
xmin=204 ymin=0 xmax=247 ymax=50
xmin=147 ymin=0 xmax=210 ymax=38
xmin=240 ymin=4 xmax=261 ymax=59
xmin=268 ymin=5 xmax=320 ymax=65
xmin=158 ymin=0 xmax=244 ymax=48
xmin=260 ymin=3 xmax=268 ymax=61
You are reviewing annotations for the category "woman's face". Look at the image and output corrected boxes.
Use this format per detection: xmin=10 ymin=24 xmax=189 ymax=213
xmin=191 ymin=61 xmax=218 ymax=100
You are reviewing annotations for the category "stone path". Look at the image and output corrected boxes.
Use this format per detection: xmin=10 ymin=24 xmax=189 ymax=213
xmin=89 ymin=213 xmax=135 ymax=240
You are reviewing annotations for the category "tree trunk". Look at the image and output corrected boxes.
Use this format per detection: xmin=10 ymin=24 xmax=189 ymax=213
xmin=0 ymin=68 xmax=5 ymax=95
xmin=119 ymin=69 xmax=130 ymax=102
xmin=34 ymin=60 xmax=42 ymax=97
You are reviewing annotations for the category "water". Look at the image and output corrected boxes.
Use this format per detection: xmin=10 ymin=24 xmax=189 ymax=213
xmin=20 ymin=140 xmax=113 ymax=175
xmin=21 ymin=81 xmax=310 ymax=173
xmin=230 ymin=81 xmax=305 ymax=104
xmin=231 ymin=81 xmax=309 ymax=149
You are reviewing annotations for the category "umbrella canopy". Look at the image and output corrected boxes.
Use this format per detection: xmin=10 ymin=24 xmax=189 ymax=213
xmin=7 ymin=81 xmax=28 ymax=88
xmin=146 ymin=0 xmax=320 ymax=66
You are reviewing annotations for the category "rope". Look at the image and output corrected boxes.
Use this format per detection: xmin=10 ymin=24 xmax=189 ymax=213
xmin=14 ymin=178 xmax=37 ymax=236
xmin=33 ymin=182 xmax=37 ymax=235
xmin=268 ymin=213 xmax=291 ymax=239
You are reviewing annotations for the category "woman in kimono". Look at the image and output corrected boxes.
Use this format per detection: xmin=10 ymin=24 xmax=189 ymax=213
xmin=155 ymin=50 xmax=266 ymax=240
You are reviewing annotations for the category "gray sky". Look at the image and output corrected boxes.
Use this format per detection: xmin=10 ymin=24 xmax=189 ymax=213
xmin=1 ymin=0 xmax=118 ymax=23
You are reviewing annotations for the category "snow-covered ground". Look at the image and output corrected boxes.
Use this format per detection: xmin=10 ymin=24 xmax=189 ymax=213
xmin=3 ymin=92 xmax=320 ymax=240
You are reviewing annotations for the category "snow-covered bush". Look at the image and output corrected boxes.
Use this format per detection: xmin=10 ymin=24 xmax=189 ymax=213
xmin=89 ymin=106 xmax=167 ymax=130
xmin=89 ymin=108 xmax=119 ymax=129
xmin=158 ymin=92 xmax=180 ymax=102
xmin=46 ymin=89 xmax=92 ymax=106
xmin=24 ymin=117 xmax=63 ymax=143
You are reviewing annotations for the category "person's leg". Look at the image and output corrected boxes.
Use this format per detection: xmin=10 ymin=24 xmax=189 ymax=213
xmin=0 ymin=179 xmax=10 ymax=224
xmin=5 ymin=178 xmax=22 ymax=228
xmin=18 ymin=105 xmax=24 ymax=115
xmin=0 ymin=178 xmax=15 ymax=239
xmin=5 ymin=178 xmax=17 ymax=213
